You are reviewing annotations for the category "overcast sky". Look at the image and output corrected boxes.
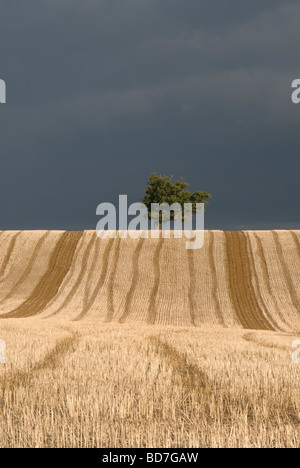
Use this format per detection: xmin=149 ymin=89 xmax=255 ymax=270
xmin=1 ymin=0 xmax=299 ymax=230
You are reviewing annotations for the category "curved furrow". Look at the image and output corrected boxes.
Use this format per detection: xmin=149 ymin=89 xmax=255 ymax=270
xmin=291 ymin=231 xmax=300 ymax=261
xmin=147 ymin=237 xmax=164 ymax=325
xmin=0 ymin=232 xmax=22 ymax=280
xmin=272 ymin=231 xmax=300 ymax=314
xmin=41 ymin=232 xmax=87 ymax=316
xmin=253 ymin=233 xmax=292 ymax=330
xmin=245 ymin=233 xmax=279 ymax=331
xmin=48 ymin=233 xmax=96 ymax=317
xmin=148 ymin=335 xmax=300 ymax=426
xmin=225 ymin=231 xmax=274 ymax=331
xmin=187 ymin=250 xmax=196 ymax=326
xmin=0 ymin=331 xmax=79 ymax=394
xmin=208 ymin=231 xmax=225 ymax=327
xmin=0 ymin=231 xmax=50 ymax=306
xmin=148 ymin=336 xmax=210 ymax=395
xmin=119 ymin=238 xmax=144 ymax=324
xmin=73 ymin=238 xmax=114 ymax=321
xmin=0 ymin=232 xmax=5 ymax=251
xmin=0 ymin=232 xmax=83 ymax=318
xmin=82 ymin=236 xmax=101 ymax=309
xmin=253 ymin=233 xmax=273 ymax=297
xmin=105 ymin=237 xmax=121 ymax=323
xmin=243 ymin=332 xmax=289 ymax=351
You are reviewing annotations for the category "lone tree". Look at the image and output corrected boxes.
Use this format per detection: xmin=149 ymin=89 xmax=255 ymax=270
xmin=142 ymin=172 xmax=211 ymax=227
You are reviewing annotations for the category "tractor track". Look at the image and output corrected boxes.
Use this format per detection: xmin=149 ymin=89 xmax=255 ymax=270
xmin=147 ymin=237 xmax=164 ymax=325
xmin=0 ymin=232 xmax=83 ymax=319
xmin=225 ymin=231 xmax=273 ymax=331
xmin=118 ymin=238 xmax=144 ymax=323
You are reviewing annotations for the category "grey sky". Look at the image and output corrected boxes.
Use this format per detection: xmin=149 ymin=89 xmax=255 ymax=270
xmin=1 ymin=0 xmax=299 ymax=230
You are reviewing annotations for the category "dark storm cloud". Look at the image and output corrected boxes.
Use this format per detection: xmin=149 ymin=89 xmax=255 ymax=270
xmin=1 ymin=0 xmax=299 ymax=230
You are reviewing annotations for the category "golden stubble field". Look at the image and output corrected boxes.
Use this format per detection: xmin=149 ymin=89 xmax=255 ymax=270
xmin=0 ymin=321 xmax=300 ymax=448
xmin=0 ymin=230 xmax=299 ymax=448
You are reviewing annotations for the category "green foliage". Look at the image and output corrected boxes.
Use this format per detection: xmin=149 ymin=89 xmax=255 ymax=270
xmin=142 ymin=172 xmax=212 ymax=226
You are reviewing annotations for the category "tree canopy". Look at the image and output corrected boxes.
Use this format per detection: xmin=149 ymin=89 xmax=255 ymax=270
xmin=142 ymin=172 xmax=212 ymax=226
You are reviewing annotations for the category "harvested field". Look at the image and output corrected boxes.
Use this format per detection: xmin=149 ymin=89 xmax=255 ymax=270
xmin=0 ymin=230 xmax=300 ymax=448
xmin=0 ymin=230 xmax=299 ymax=330
xmin=0 ymin=322 xmax=300 ymax=448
